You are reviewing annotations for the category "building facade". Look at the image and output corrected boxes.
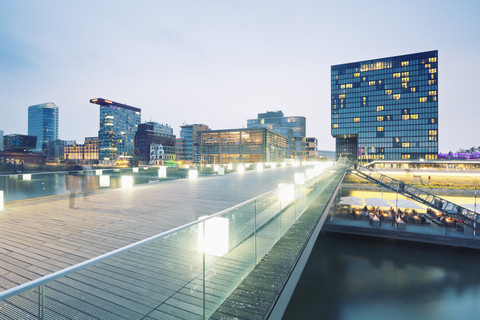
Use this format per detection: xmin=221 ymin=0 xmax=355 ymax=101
xmin=90 ymin=98 xmax=141 ymax=163
xmin=3 ymin=134 xmax=37 ymax=151
xmin=306 ymin=137 xmax=318 ymax=158
xmin=135 ymin=122 xmax=176 ymax=165
xmin=176 ymin=124 xmax=209 ymax=163
xmin=46 ymin=139 xmax=74 ymax=162
xmin=331 ymin=50 xmax=438 ymax=163
xmin=28 ymin=102 xmax=59 ymax=152
xmin=64 ymin=137 xmax=99 ymax=163
xmin=198 ymin=128 xmax=287 ymax=164
xmin=247 ymin=111 xmax=306 ymax=159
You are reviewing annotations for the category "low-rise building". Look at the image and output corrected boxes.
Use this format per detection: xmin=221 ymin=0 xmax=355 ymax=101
xmin=46 ymin=139 xmax=74 ymax=162
xmin=135 ymin=122 xmax=176 ymax=165
xmin=198 ymin=128 xmax=287 ymax=164
xmin=64 ymin=137 xmax=99 ymax=163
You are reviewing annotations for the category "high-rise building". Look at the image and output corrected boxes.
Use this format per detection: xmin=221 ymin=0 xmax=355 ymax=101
xmin=135 ymin=122 xmax=176 ymax=165
xmin=176 ymin=124 xmax=210 ymax=163
xmin=28 ymin=102 xmax=59 ymax=152
xmin=198 ymin=128 xmax=287 ymax=164
xmin=306 ymin=137 xmax=318 ymax=159
xmin=331 ymin=50 xmax=438 ymax=162
xmin=90 ymin=98 xmax=141 ymax=162
xmin=247 ymin=111 xmax=306 ymax=159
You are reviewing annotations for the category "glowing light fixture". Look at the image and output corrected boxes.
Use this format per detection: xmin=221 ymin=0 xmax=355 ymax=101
xmin=279 ymin=183 xmax=295 ymax=208
xmin=292 ymin=161 xmax=300 ymax=167
xmin=0 ymin=190 xmax=3 ymax=210
xmin=281 ymin=162 xmax=287 ymax=168
xmin=158 ymin=166 xmax=167 ymax=178
xmin=133 ymin=168 xmax=139 ymax=173
xmin=23 ymin=174 xmax=31 ymax=181
xmin=121 ymin=176 xmax=133 ymax=189
xmin=189 ymin=170 xmax=198 ymax=180
xmin=185 ymin=164 xmax=190 ymax=169
xmin=295 ymin=173 xmax=305 ymax=185
xmin=99 ymin=175 xmax=110 ymax=187
xmin=227 ymin=163 xmax=233 ymax=170
xmin=143 ymin=167 xmax=148 ymax=170
xmin=214 ymin=165 xmax=220 ymax=172
xmin=270 ymin=163 xmax=277 ymax=168
xmin=218 ymin=167 xmax=225 ymax=175
xmin=245 ymin=163 xmax=251 ymax=168
xmin=257 ymin=163 xmax=264 ymax=171
xmin=197 ymin=216 xmax=229 ymax=256
xmin=95 ymin=169 xmax=103 ymax=176
xmin=237 ymin=164 xmax=245 ymax=173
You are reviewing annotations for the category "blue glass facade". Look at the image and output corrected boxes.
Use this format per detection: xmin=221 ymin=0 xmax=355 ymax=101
xmin=28 ymin=102 xmax=59 ymax=152
xmin=91 ymin=98 xmax=141 ymax=162
xmin=331 ymin=50 xmax=438 ymax=162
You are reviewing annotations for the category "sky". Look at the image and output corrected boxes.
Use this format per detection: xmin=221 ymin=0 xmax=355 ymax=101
xmin=0 ymin=0 xmax=479 ymax=152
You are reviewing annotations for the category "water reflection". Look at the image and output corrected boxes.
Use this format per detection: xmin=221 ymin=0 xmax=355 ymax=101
xmin=284 ymin=233 xmax=480 ymax=320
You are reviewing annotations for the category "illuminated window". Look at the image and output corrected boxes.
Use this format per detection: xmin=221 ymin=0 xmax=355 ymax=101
xmin=402 ymin=77 xmax=409 ymax=82
xmin=354 ymin=72 xmax=360 ymax=77
xmin=402 ymin=114 xmax=410 ymax=120
xmin=387 ymin=115 xmax=391 ymax=121
xmin=401 ymin=72 xmax=409 ymax=77
xmin=401 ymin=61 xmax=409 ymax=66
xmin=377 ymin=116 xmax=384 ymax=121
xmin=339 ymin=94 xmax=345 ymax=99
xmin=377 ymin=126 xmax=384 ymax=131
xmin=429 ymin=57 xmax=437 ymax=63
xmin=431 ymin=118 xmax=435 ymax=124
xmin=429 ymin=68 xmax=437 ymax=74
xmin=395 ymin=137 xmax=400 ymax=142
xmin=419 ymin=97 xmax=427 ymax=103
xmin=425 ymin=63 xmax=431 ymax=68
xmin=429 ymin=130 xmax=437 ymax=136
xmin=402 ymin=154 xmax=411 ymax=159
xmin=411 ymin=114 xmax=419 ymax=119
xmin=385 ymin=90 xmax=392 ymax=95
xmin=340 ymin=84 xmax=345 ymax=89
xmin=393 ymin=73 xmax=401 ymax=78
xmin=363 ymin=97 xmax=367 ymax=101
xmin=402 ymin=142 xmax=410 ymax=148
xmin=429 ymin=90 xmax=437 ymax=96
xmin=402 ymin=83 xmax=408 ymax=89
xmin=431 ymin=74 xmax=435 ymax=79
xmin=353 ymin=117 xmax=360 ymax=123
xmin=376 ymin=106 xmax=384 ymax=111
xmin=411 ymin=87 xmax=416 ymax=92
xmin=369 ymin=81 xmax=376 ymax=86
xmin=429 ymin=80 xmax=436 ymax=85
xmin=393 ymin=94 xmax=401 ymax=100
xmin=333 ymin=124 xmax=338 ymax=128
xmin=433 ymin=96 xmax=437 ymax=101
xmin=346 ymin=83 xmax=353 ymax=88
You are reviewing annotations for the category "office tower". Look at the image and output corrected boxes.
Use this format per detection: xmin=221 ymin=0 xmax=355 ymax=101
xmin=90 ymin=98 xmax=141 ymax=163
xmin=176 ymin=124 xmax=210 ymax=163
xmin=28 ymin=102 xmax=59 ymax=152
xmin=331 ymin=50 xmax=438 ymax=162
xmin=198 ymin=128 xmax=287 ymax=164
xmin=135 ymin=122 xmax=176 ymax=165
xmin=247 ymin=111 xmax=306 ymax=159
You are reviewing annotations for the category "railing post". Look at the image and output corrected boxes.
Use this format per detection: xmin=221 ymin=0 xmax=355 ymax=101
xmin=202 ymin=221 xmax=206 ymax=320
xmin=254 ymin=200 xmax=257 ymax=265
xmin=38 ymin=284 xmax=44 ymax=320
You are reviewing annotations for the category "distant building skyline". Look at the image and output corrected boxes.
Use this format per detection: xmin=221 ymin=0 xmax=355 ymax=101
xmin=176 ymin=124 xmax=210 ymax=163
xmin=135 ymin=122 xmax=176 ymax=165
xmin=28 ymin=102 xmax=59 ymax=152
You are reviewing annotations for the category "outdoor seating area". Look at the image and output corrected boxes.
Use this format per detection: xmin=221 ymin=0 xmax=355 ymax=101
xmin=335 ymin=196 xmax=478 ymax=237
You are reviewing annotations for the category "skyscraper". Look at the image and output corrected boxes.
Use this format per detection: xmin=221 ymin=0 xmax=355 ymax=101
xmin=90 ymin=98 xmax=141 ymax=162
xmin=28 ymin=102 xmax=59 ymax=152
xmin=331 ymin=50 xmax=438 ymax=162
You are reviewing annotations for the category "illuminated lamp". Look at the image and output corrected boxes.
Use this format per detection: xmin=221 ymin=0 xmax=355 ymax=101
xmin=197 ymin=216 xmax=229 ymax=256
xmin=96 ymin=169 xmax=103 ymax=176
xmin=189 ymin=170 xmax=198 ymax=180
xmin=237 ymin=164 xmax=245 ymax=173
xmin=121 ymin=176 xmax=133 ymax=189
xmin=23 ymin=174 xmax=31 ymax=181
xmin=257 ymin=163 xmax=264 ymax=171
xmin=281 ymin=162 xmax=287 ymax=167
xmin=133 ymin=168 xmax=139 ymax=173
xmin=99 ymin=175 xmax=110 ymax=187
xmin=158 ymin=166 xmax=167 ymax=178
xmin=279 ymin=183 xmax=295 ymax=208
xmin=295 ymin=173 xmax=305 ymax=185
xmin=218 ymin=167 xmax=225 ymax=175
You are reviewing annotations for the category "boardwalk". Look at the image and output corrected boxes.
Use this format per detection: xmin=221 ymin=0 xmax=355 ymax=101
xmin=0 ymin=166 xmax=305 ymax=292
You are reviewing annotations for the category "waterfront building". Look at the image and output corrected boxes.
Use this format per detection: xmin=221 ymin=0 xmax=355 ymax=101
xmin=331 ymin=50 xmax=438 ymax=163
xmin=247 ymin=111 xmax=306 ymax=159
xmin=0 ymin=150 xmax=46 ymax=165
xmin=135 ymin=122 xmax=176 ymax=165
xmin=3 ymin=134 xmax=37 ymax=151
xmin=28 ymin=102 xmax=59 ymax=152
xmin=176 ymin=124 xmax=210 ymax=163
xmin=90 ymin=98 xmax=141 ymax=163
xmin=198 ymin=128 xmax=287 ymax=164
xmin=46 ymin=139 xmax=74 ymax=162
xmin=306 ymin=137 xmax=318 ymax=159
xmin=64 ymin=137 xmax=99 ymax=163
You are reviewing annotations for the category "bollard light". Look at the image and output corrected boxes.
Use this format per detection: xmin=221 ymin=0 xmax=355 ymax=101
xmin=295 ymin=173 xmax=305 ymax=185
xmin=99 ymin=175 xmax=110 ymax=187
xmin=257 ymin=163 xmax=264 ymax=171
xmin=121 ymin=176 xmax=133 ymax=189
xmin=279 ymin=183 xmax=295 ymax=207
xmin=189 ymin=170 xmax=198 ymax=180
xmin=96 ymin=169 xmax=103 ymax=176
xmin=158 ymin=166 xmax=167 ymax=178
xmin=23 ymin=174 xmax=32 ymax=181
xmin=237 ymin=164 xmax=245 ymax=173
xmin=218 ymin=167 xmax=225 ymax=175
xmin=133 ymin=168 xmax=139 ymax=173
xmin=227 ymin=163 xmax=233 ymax=170
xmin=281 ymin=162 xmax=287 ymax=168
xmin=198 ymin=216 xmax=229 ymax=256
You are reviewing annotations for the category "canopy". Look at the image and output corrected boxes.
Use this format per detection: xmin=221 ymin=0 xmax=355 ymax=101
xmin=339 ymin=198 xmax=364 ymax=206
xmin=394 ymin=199 xmax=425 ymax=210
xmin=364 ymin=197 xmax=392 ymax=208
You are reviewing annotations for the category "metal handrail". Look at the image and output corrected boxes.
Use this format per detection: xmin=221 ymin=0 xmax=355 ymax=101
xmin=0 ymin=163 xmax=338 ymax=301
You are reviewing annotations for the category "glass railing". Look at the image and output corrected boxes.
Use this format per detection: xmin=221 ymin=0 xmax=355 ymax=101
xmin=0 ymin=161 xmax=346 ymax=319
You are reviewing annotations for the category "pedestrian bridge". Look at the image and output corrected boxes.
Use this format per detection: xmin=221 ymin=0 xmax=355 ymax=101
xmin=0 ymin=161 xmax=347 ymax=319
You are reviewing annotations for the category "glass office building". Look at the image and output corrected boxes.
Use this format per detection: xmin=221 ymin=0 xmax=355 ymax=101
xmin=198 ymin=128 xmax=287 ymax=164
xmin=247 ymin=111 xmax=306 ymax=159
xmin=331 ymin=50 xmax=438 ymax=163
xmin=176 ymin=124 xmax=210 ymax=163
xmin=28 ymin=102 xmax=59 ymax=152
xmin=90 ymin=98 xmax=141 ymax=162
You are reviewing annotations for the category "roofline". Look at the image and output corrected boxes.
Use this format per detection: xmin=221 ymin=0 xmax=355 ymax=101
xmin=90 ymin=98 xmax=141 ymax=112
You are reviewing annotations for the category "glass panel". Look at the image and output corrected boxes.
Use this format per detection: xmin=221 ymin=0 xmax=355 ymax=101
xmin=0 ymin=287 xmax=39 ymax=319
